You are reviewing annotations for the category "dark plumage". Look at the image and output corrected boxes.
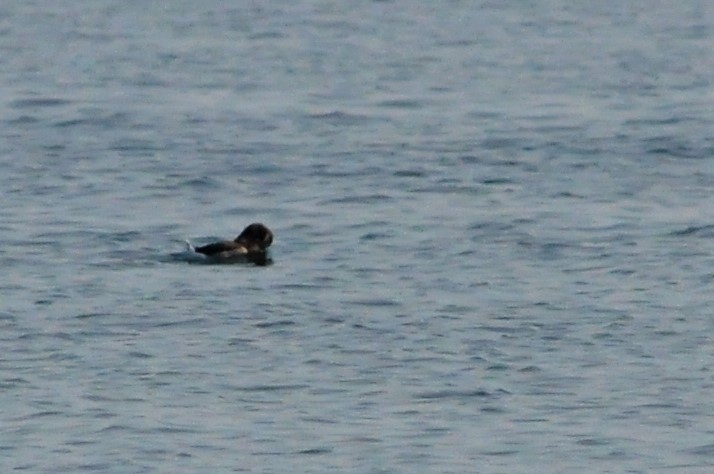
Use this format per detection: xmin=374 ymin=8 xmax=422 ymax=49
xmin=194 ymin=223 xmax=273 ymax=265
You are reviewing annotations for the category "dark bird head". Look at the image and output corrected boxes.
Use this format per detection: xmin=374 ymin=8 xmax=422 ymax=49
xmin=235 ymin=223 xmax=273 ymax=251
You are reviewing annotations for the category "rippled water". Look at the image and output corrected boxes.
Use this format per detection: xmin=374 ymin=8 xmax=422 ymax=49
xmin=1 ymin=1 xmax=713 ymax=472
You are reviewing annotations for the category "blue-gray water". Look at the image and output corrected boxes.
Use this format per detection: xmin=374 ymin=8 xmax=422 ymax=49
xmin=2 ymin=1 xmax=713 ymax=472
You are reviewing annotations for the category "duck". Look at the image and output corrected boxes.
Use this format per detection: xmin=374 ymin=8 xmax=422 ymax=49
xmin=192 ymin=223 xmax=273 ymax=265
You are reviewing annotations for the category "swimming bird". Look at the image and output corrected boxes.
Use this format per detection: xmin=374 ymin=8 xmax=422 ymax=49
xmin=192 ymin=223 xmax=273 ymax=265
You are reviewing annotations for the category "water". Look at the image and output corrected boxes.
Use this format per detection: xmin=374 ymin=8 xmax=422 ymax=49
xmin=1 ymin=1 xmax=713 ymax=472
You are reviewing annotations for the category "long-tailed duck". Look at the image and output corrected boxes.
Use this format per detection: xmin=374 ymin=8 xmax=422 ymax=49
xmin=193 ymin=223 xmax=273 ymax=265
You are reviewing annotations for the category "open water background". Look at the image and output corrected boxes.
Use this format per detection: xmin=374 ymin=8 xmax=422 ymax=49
xmin=1 ymin=1 xmax=713 ymax=472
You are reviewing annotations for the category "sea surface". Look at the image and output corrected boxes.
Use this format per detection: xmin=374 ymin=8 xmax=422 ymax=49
xmin=1 ymin=1 xmax=713 ymax=472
